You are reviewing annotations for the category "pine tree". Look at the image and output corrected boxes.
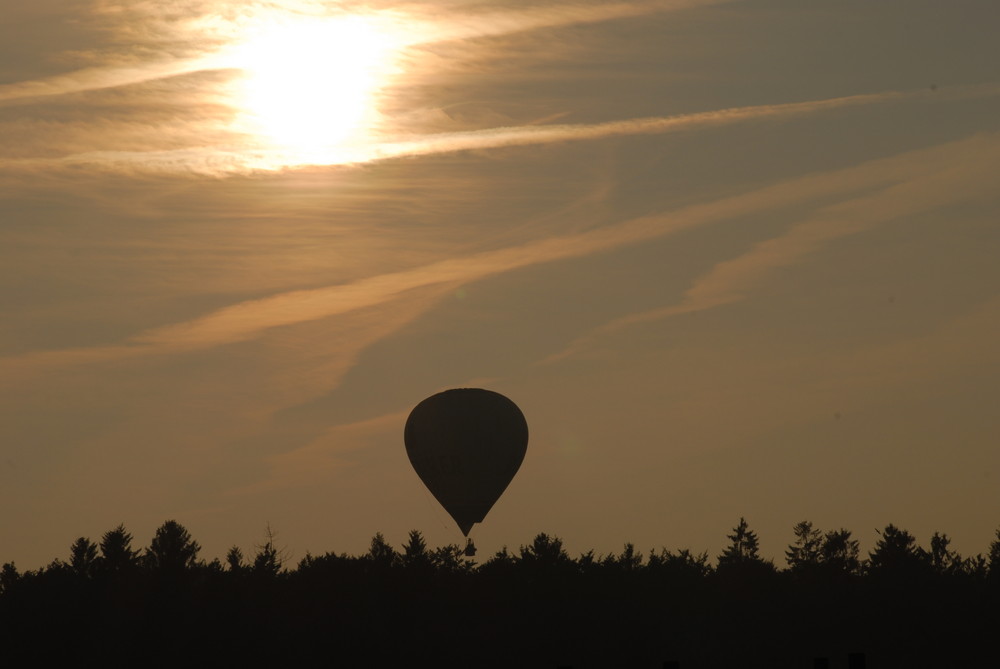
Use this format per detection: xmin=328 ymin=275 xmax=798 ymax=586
xmin=987 ymin=527 xmax=1000 ymax=582
xmin=716 ymin=518 xmax=776 ymax=582
xmin=226 ymin=546 xmax=245 ymax=572
xmin=867 ymin=524 xmax=927 ymax=578
xmin=146 ymin=520 xmax=201 ymax=572
xmin=252 ymin=525 xmax=283 ymax=576
xmin=785 ymin=521 xmax=823 ymax=571
xmin=820 ymin=529 xmax=861 ymax=575
xmin=99 ymin=524 xmax=140 ymax=573
xmin=69 ymin=537 xmax=99 ymax=578
xmin=367 ymin=532 xmax=398 ymax=569
xmin=718 ymin=517 xmax=761 ymax=566
xmin=400 ymin=530 xmax=432 ymax=571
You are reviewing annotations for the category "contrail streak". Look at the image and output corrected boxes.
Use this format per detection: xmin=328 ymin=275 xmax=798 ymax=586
xmin=11 ymin=83 xmax=996 ymax=175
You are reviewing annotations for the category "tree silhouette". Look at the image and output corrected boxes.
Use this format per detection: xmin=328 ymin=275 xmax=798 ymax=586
xmin=820 ymin=528 xmax=861 ymax=576
xmin=717 ymin=517 xmax=776 ymax=584
xmin=367 ymin=532 xmax=398 ymax=569
xmin=867 ymin=524 xmax=927 ymax=578
xmin=430 ymin=543 xmax=474 ymax=574
xmin=0 ymin=562 xmax=18 ymax=594
xmin=478 ymin=546 xmax=516 ymax=581
xmin=226 ymin=546 xmax=245 ymax=572
xmin=603 ymin=543 xmax=643 ymax=572
xmin=987 ymin=527 xmax=1000 ymax=582
xmin=785 ymin=521 xmax=823 ymax=572
xmin=4 ymin=518 xmax=1000 ymax=667
xmin=146 ymin=520 xmax=201 ymax=573
xmin=647 ymin=548 xmax=711 ymax=579
xmin=928 ymin=532 xmax=964 ymax=577
xmin=718 ymin=517 xmax=762 ymax=566
xmin=400 ymin=530 xmax=432 ymax=572
xmin=69 ymin=537 xmax=99 ymax=578
xmin=252 ymin=525 xmax=283 ymax=576
xmin=519 ymin=533 xmax=571 ymax=567
xmin=99 ymin=524 xmax=140 ymax=573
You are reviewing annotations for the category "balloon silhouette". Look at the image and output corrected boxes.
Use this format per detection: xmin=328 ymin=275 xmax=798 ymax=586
xmin=404 ymin=388 xmax=528 ymax=536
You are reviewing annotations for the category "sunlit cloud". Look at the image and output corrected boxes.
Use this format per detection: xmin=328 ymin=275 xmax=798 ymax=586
xmin=414 ymin=0 xmax=732 ymax=43
xmin=7 ymin=131 xmax=998 ymax=384
xmin=4 ymin=0 xmax=997 ymax=176
xmin=0 ymin=0 xmax=734 ymax=172
xmin=0 ymin=0 xmax=717 ymax=106
xmin=368 ymin=87 xmax=947 ymax=160
xmin=8 ymin=85 xmax=997 ymax=176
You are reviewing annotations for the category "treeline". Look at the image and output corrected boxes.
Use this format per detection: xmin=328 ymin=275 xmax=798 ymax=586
xmin=3 ymin=518 xmax=1000 ymax=668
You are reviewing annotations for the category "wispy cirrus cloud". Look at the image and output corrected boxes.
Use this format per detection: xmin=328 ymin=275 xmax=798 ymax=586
xmin=4 ymin=0 xmax=997 ymax=178
xmin=0 ymin=0 xmax=723 ymax=106
xmin=0 ymin=0 xmax=741 ymax=177
xmin=7 ymin=84 xmax=997 ymax=176
xmin=415 ymin=0 xmax=733 ymax=43
xmin=369 ymin=86 xmax=978 ymax=161
xmin=6 ymin=130 xmax=996 ymax=382
xmin=546 ymin=131 xmax=1000 ymax=362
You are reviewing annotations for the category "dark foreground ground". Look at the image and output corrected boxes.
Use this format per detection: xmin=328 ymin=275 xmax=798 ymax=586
xmin=3 ymin=561 xmax=997 ymax=667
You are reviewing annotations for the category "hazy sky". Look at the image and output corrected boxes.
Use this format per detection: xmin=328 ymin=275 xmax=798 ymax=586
xmin=3 ymin=0 xmax=999 ymax=569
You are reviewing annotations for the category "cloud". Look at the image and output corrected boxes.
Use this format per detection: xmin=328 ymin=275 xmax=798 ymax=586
xmin=417 ymin=0 xmax=732 ymax=43
xmin=8 ymin=84 xmax=996 ymax=176
xmin=0 ymin=0 xmax=722 ymax=107
xmin=0 ymin=0 xmax=744 ymax=177
xmin=231 ymin=408 xmax=411 ymax=496
xmin=546 ymin=131 xmax=1000 ymax=362
xmin=7 ymin=130 xmax=997 ymax=384
xmin=369 ymin=87 xmax=944 ymax=159
xmin=5 ymin=0 xmax=997 ymax=177
xmin=0 ymin=59 xmax=226 ymax=108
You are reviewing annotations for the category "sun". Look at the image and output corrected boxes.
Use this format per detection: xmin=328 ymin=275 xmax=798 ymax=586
xmin=230 ymin=15 xmax=400 ymax=165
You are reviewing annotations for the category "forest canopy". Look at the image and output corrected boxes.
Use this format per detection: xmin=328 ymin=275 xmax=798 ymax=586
xmin=3 ymin=518 xmax=1000 ymax=668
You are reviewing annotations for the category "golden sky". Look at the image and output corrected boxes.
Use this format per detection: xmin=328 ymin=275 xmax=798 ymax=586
xmin=2 ymin=0 xmax=1000 ymax=568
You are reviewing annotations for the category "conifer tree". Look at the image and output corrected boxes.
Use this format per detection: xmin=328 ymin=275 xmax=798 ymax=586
xmin=69 ymin=537 xmax=99 ymax=578
xmin=226 ymin=546 xmax=245 ymax=572
xmin=146 ymin=520 xmax=201 ymax=572
xmin=367 ymin=532 xmax=398 ymax=569
xmin=252 ymin=526 xmax=283 ymax=576
xmin=718 ymin=517 xmax=761 ymax=566
xmin=821 ymin=529 xmax=861 ymax=575
xmin=401 ymin=530 xmax=432 ymax=571
xmin=785 ymin=521 xmax=823 ymax=571
xmin=867 ymin=524 xmax=927 ymax=577
xmin=987 ymin=527 xmax=1000 ymax=581
xmin=99 ymin=524 xmax=140 ymax=573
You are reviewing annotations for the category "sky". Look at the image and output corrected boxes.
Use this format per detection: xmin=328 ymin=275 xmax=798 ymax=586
xmin=2 ymin=0 xmax=999 ymax=570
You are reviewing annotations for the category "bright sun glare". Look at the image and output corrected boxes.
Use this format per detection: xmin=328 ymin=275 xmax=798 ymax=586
xmin=231 ymin=15 xmax=400 ymax=166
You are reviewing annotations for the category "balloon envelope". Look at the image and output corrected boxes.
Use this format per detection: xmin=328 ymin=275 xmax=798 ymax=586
xmin=404 ymin=388 xmax=528 ymax=536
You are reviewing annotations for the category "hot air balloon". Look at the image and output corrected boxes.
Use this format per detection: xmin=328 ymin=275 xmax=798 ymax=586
xmin=404 ymin=388 xmax=528 ymax=536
